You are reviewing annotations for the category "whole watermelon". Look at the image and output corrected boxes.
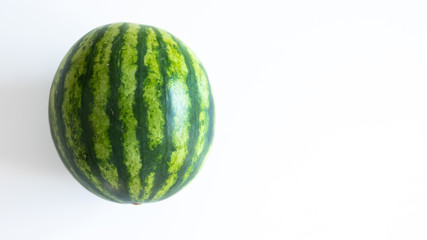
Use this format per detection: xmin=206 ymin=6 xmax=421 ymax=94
xmin=48 ymin=22 xmax=214 ymax=204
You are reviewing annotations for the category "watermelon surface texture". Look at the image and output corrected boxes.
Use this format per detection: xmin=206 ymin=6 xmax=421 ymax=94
xmin=48 ymin=22 xmax=215 ymax=204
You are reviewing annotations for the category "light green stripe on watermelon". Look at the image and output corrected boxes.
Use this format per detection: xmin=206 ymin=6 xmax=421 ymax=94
xmin=153 ymin=29 xmax=190 ymax=200
xmin=119 ymin=23 xmax=142 ymax=200
xmin=88 ymin=24 xmax=122 ymax=189
xmin=182 ymin=49 xmax=210 ymax=183
xmin=142 ymin=172 xmax=155 ymax=200
xmin=50 ymin=48 xmax=82 ymax=181
xmin=62 ymin=29 xmax=116 ymax=200
xmin=143 ymin=27 xmax=165 ymax=150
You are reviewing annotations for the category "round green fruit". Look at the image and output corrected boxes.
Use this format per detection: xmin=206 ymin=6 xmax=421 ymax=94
xmin=48 ymin=22 xmax=215 ymax=204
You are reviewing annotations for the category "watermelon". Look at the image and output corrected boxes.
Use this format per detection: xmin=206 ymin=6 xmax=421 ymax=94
xmin=48 ymin=22 xmax=214 ymax=204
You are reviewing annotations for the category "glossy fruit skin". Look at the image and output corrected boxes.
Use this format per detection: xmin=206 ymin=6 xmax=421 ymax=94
xmin=49 ymin=23 xmax=214 ymax=204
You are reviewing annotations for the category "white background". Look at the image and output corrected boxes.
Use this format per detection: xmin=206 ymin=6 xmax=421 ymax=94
xmin=1 ymin=0 xmax=427 ymax=239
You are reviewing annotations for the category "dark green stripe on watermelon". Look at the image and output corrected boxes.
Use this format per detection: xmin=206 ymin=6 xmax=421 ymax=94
xmin=188 ymin=67 xmax=215 ymax=184
xmin=133 ymin=26 xmax=150 ymax=200
xmin=143 ymin=27 xmax=171 ymax=202
xmin=105 ymin=23 xmax=132 ymax=201
xmin=186 ymin=65 xmax=215 ymax=186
